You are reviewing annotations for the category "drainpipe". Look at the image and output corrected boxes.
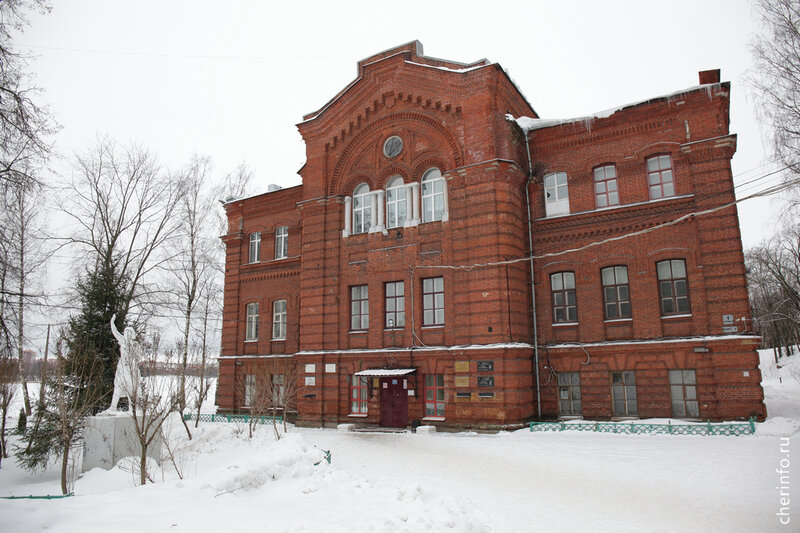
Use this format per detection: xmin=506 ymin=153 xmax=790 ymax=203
xmin=523 ymin=132 xmax=542 ymax=420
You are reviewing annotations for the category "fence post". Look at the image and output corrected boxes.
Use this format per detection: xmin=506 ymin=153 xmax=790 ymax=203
xmin=749 ymin=417 xmax=755 ymax=434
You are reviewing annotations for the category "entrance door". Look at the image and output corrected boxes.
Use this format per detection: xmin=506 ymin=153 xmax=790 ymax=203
xmin=379 ymin=377 xmax=408 ymax=428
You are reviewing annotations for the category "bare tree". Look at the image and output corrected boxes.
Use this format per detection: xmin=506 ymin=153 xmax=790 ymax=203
xmin=0 ymin=0 xmax=55 ymax=192
xmin=746 ymin=222 xmax=800 ymax=356
xmin=750 ymin=0 xmax=800 ymax=196
xmin=0 ymin=355 xmax=17 ymax=466
xmin=119 ymin=332 xmax=178 ymax=486
xmin=63 ymin=137 xmax=186 ymax=328
xmin=8 ymin=181 xmax=48 ymax=416
xmin=164 ymin=155 xmax=217 ymax=439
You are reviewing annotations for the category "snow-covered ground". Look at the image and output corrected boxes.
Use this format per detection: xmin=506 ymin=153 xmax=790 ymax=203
xmin=1 ymin=351 xmax=799 ymax=532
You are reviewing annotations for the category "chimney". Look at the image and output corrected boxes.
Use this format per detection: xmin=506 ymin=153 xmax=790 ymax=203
xmin=698 ymin=69 xmax=720 ymax=85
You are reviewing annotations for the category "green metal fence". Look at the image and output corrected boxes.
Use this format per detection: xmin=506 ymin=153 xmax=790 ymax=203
xmin=1 ymin=494 xmax=74 ymax=500
xmin=184 ymin=413 xmax=283 ymax=424
xmin=529 ymin=418 xmax=756 ymax=436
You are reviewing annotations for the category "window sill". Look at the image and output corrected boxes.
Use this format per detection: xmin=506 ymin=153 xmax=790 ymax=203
xmin=348 ymin=413 xmax=368 ymax=418
xmin=604 ymin=318 xmax=632 ymax=323
xmin=271 ymin=338 xmax=286 ymax=342
xmin=552 ymin=322 xmax=578 ymax=327
xmin=244 ymin=339 xmax=258 ymax=343
xmin=384 ymin=327 xmax=404 ymax=332
xmin=421 ymin=325 xmax=445 ymax=329
xmin=349 ymin=330 xmax=368 ymax=334
xmin=422 ymin=417 xmax=445 ymax=422
xmin=661 ymin=314 xmax=692 ymax=320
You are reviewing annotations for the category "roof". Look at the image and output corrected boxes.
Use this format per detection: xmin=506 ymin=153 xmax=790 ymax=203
xmin=353 ymin=368 xmax=416 ymax=377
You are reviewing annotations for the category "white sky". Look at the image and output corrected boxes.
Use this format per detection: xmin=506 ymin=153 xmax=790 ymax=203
xmin=11 ymin=0 xmax=788 ymax=347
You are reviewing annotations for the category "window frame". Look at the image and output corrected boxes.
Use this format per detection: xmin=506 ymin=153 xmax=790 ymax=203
xmin=352 ymin=183 xmax=372 ymax=234
xmin=421 ymin=168 xmax=445 ymax=223
xmin=350 ymin=285 xmax=369 ymax=331
xmin=657 ymin=259 xmax=691 ymax=316
xmin=272 ymin=374 xmax=285 ymax=405
xmin=557 ymin=372 xmax=582 ymax=416
xmin=350 ymin=375 xmax=369 ymax=414
xmin=611 ymin=371 xmax=638 ymax=417
xmin=646 ymin=154 xmax=675 ymax=200
xmin=384 ymin=281 xmax=405 ymax=329
xmin=245 ymin=302 xmax=259 ymax=341
xmin=244 ymin=374 xmax=256 ymax=407
xmin=422 ymin=277 xmax=445 ymax=326
xmin=424 ymin=374 xmax=446 ymax=418
xmin=669 ymin=369 xmax=699 ymax=418
xmin=248 ymin=232 xmax=261 ymax=263
xmin=601 ymin=265 xmax=631 ymax=320
xmin=543 ymin=172 xmax=570 ymax=217
xmin=385 ymin=176 xmax=407 ymax=229
xmin=550 ymin=271 xmax=577 ymax=324
xmin=275 ymin=225 xmax=288 ymax=260
xmin=272 ymin=300 xmax=287 ymax=340
xmin=593 ymin=164 xmax=619 ymax=208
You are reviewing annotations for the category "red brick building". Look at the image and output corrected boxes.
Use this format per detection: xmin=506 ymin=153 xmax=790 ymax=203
xmin=216 ymin=41 xmax=766 ymax=429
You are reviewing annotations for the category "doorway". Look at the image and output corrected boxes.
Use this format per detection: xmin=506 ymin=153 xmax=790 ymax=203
xmin=379 ymin=377 xmax=408 ymax=428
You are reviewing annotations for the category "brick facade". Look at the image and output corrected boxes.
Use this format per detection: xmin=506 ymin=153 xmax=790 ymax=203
xmin=216 ymin=41 xmax=766 ymax=429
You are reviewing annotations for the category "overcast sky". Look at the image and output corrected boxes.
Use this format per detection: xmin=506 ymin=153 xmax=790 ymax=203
xmin=12 ymin=0 xmax=787 ymax=346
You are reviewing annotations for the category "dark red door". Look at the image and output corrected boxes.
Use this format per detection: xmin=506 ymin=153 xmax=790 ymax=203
xmin=380 ymin=377 xmax=408 ymax=428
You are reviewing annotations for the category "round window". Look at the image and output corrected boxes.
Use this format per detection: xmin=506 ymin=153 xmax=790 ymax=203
xmin=383 ymin=135 xmax=403 ymax=158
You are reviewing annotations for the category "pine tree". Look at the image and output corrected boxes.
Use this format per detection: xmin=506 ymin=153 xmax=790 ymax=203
xmin=65 ymin=259 xmax=129 ymax=411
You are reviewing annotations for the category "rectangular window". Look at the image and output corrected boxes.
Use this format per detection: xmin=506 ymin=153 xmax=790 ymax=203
xmin=350 ymin=285 xmax=369 ymax=331
xmin=657 ymin=259 xmax=690 ymax=316
xmin=594 ymin=165 xmax=619 ymax=208
xmin=245 ymin=303 xmax=259 ymax=341
xmin=272 ymin=374 xmax=285 ymax=405
xmin=611 ymin=371 xmax=638 ymax=416
xmin=385 ymin=281 xmax=405 ymax=328
xmin=422 ymin=277 xmax=444 ymax=326
xmin=275 ymin=226 xmax=288 ymax=259
xmin=351 ymin=376 xmax=368 ymax=414
xmin=669 ymin=369 xmax=699 ymax=418
xmin=425 ymin=374 xmax=445 ymax=417
xmin=272 ymin=300 xmax=287 ymax=340
xmin=544 ymin=172 xmax=569 ymax=217
xmin=558 ymin=372 xmax=582 ymax=416
xmin=601 ymin=266 xmax=631 ymax=319
xmin=551 ymin=272 xmax=577 ymax=323
xmin=647 ymin=154 xmax=675 ymax=199
xmin=249 ymin=232 xmax=261 ymax=263
xmin=244 ymin=374 xmax=255 ymax=407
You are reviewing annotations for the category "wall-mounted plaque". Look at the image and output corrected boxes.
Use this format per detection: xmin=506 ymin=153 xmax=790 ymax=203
xmin=454 ymin=376 xmax=470 ymax=388
xmin=477 ymin=361 xmax=494 ymax=372
xmin=454 ymin=361 xmax=469 ymax=373
xmin=477 ymin=376 xmax=494 ymax=388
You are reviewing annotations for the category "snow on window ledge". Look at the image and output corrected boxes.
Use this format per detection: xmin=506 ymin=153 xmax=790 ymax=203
xmin=661 ymin=314 xmax=692 ymax=320
xmin=347 ymin=414 xmax=368 ymax=418
xmin=552 ymin=322 xmax=579 ymax=327
xmin=422 ymin=417 xmax=445 ymax=422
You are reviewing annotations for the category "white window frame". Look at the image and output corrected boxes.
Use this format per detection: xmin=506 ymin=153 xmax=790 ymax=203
xmin=248 ymin=232 xmax=261 ymax=263
xmin=245 ymin=302 xmax=259 ymax=341
xmin=275 ymin=225 xmax=288 ymax=259
xmin=350 ymin=285 xmax=369 ymax=331
xmin=611 ymin=371 xmax=638 ymax=417
xmin=244 ymin=374 xmax=255 ymax=407
xmin=385 ymin=176 xmax=407 ymax=229
xmin=593 ymin=164 xmax=619 ymax=208
xmin=647 ymin=154 xmax=675 ymax=200
xmin=352 ymin=183 xmax=372 ymax=234
xmin=422 ymin=277 xmax=444 ymax=326
xmin=421 ymin=168 xmax=447 ymax=223
xmin=544 ymin=172 xmax=569 ymax=217
xmin=272 ymin=300 xmax=287 ymax=340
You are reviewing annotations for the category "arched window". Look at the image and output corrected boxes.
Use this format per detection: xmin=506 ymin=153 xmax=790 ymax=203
xmin=352 ymin=183 xmax=372 ymax=234
xmin=385 ymin=176 xmax=407 ymax=229
xmin=421 ymin=168 xmax=445 ymax=223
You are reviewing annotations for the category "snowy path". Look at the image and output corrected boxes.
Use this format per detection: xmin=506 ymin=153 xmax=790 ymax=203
xmin=300 ymin=428 xmax=794 ymax=532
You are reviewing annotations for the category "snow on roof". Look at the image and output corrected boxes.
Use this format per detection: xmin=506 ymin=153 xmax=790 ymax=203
xmin=507 ymin=83 xmax=720 ymax=133
xmin=354 ymin=368 xmax=416 ymax=377
xmin=403 ymin=60 xmax=490 ymax=74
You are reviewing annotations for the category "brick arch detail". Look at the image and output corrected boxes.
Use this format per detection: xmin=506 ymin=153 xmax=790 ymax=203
xmin=330 ymin=112 xmax=462 ymax=196
xmin=341 ymin=174 xmax=376 ymax=196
